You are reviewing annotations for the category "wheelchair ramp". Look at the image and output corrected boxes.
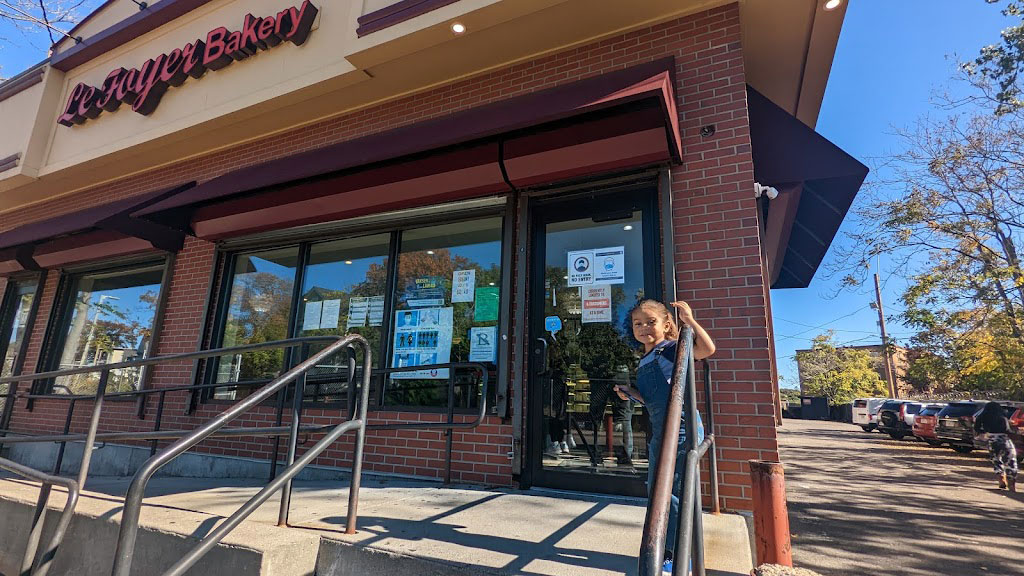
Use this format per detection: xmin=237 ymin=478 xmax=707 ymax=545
xmin=0 ymin=474 xmax=753 ymax=575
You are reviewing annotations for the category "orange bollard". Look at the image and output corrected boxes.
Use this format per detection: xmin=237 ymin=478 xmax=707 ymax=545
xmin=748 ymin=460 xmax=793 ymax=567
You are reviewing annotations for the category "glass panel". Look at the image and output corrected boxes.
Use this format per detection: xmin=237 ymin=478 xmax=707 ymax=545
xmin=55 ymin=264 xmax=165 ymax=394
xmin=299 ymin=233 xmax=390 ymax=403
xmin=385 ymin=218 xmax=503 ymax=407
xmin=2 ymin=279 xmax=37 ymax=379
xmin=540 ymin=211 xmax=647 ymax=478
xmin=214 ymin=247 xmax=299 ymax=399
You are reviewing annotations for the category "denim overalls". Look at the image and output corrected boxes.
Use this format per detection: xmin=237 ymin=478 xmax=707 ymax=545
xmin=636 ymin=339 xmax=705 ymax=555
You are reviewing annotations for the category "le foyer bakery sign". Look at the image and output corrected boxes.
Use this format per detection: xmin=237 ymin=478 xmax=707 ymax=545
xmin=58 ymin=1 xmax=319 ymax=127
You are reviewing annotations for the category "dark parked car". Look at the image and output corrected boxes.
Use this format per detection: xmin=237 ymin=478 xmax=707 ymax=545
xmin=877 ymin=400 xmax=921 ymax=440
xmin=912 ymin=403 xmax=946 ymax=446
xmin=936 ymin=401 xmax=1022 ymax=455
xmin=1008 ymin=407 xmax=1024 ymax=463
xmin=935 ymin=401 xmax=986 ymax=453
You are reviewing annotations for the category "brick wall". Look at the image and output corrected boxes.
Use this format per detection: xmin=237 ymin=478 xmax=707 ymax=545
xmin=4 ymin=3 xmax=778 ymax=509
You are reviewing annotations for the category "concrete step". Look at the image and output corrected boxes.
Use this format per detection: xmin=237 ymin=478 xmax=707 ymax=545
xmin=0 ymin=475 xmax=755 ymax=576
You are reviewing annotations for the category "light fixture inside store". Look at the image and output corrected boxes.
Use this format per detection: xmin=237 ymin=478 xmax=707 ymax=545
xmin=823 ymin=0 xmax=842 ymax=10
xmin=427 ymin=250 xmax=435 ymax=255
xmin=489 ymin=282 xmax=495 ymax=286
xmin=344 ymin=260 xmax=353 ymax=265
xmin=451 ymin=22 xmax=466 ymax=34
xmin=623 ymin=225 xmax=633 ymax=231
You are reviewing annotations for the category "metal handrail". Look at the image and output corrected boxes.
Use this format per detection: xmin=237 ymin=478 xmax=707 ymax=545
xmin=110 ymin=333 xmax=373 ymax=576
xmin=0 ymin=335 xmax=493 ymax=576
xmin=638 ymin=326 xmax=719 ymax=576
xmin=0 ymin=456 xmax=80 ymax=576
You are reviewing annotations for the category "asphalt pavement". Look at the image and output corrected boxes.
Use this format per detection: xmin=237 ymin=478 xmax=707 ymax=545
xmin=778 ymin=419 xmax=1023 ymax=576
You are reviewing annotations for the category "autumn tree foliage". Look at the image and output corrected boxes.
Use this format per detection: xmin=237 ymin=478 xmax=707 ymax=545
xmin=797 ymin=333 xmax=888 ymax=406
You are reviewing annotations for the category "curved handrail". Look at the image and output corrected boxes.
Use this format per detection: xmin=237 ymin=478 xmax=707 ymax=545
xmin=0 ymin=457 xmax=80 ymax=576
xmin=109 ymin=333 xmax=371 ymax=576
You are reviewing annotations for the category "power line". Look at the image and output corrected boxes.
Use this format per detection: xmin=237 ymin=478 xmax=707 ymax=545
xmin=771 ymin=304 xmax=873 ymax=341
xmin=0 ymin=1 xmax=82 ymax=43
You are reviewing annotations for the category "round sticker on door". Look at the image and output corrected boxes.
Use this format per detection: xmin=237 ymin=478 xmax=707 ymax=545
xmin=574 ymin=256 xmax=591 ymax=273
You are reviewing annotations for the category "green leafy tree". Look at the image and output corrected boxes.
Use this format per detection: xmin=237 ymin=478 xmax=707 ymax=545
xmin=797 ymin=333 xmax=888 ymax=406
xmin=964 ymin=1 xmax=1024 ymax=114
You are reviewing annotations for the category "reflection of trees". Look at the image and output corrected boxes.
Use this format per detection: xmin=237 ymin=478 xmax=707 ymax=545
xmin=60 ymin=290 xmax=158 ymax=394
xmin=219 ymin=271 xmax=293 ymax=383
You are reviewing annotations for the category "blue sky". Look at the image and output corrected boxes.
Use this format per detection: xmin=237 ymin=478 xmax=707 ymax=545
xmin=0 ymin=1 xmax=1015 ymax=388
xmin=771 ymin=0 xmax=1016 ymax=387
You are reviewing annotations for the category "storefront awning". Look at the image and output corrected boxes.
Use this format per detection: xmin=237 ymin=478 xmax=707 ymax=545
xmin=0 ymin=182 xmax=193 ymax=274
xmin=137 ymin=57 xmax=682 ymax=239
xmin=747 ymin=87 xmax=868 ymax=289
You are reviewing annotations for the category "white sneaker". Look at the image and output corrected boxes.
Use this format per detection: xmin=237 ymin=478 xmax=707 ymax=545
xmin=567 ymin=434 xmax=577 ymax=449
xmin=544 ymin=442 xmax=561 ymax=458
xmin=560 ymin=441 xmax=570 ymax=454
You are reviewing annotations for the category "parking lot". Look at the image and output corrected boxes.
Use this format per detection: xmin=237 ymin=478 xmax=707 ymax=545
xmin=778 ymin=419 xmax=1023 ymax=576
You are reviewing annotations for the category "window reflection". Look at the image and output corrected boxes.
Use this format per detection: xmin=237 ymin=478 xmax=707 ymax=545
xmin=2 ymin=279 xmax=37 ymax=379
xmin=300 ymin=234 xmax=389 ymax=403
xmin=385 ymin=218 xmax=502 ymax=407
xmin=55 ymin=264 xmax=165 ymax=394
xmin=215 ymin=248 xmax=298 ymax=398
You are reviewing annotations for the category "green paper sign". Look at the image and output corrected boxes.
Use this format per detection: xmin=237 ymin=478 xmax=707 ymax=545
xmin=474 ymin=287 xmax=500 ymax=322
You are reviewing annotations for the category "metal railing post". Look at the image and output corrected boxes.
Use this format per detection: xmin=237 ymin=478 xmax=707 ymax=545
xmin=278 ymin=343 xmax=308 ymax=527
xmin=638 ymin=327 xmax=693 ymax=575
xmin=150 ymin=391 xmax=167 ymax=457
xmin=77 ymin=369 xmax=109 ymax=490
xmin=54 ymin=398 xmax=77 ymax=475
xmin=444 ymin=368 xmax=455 ymax=484
xmin=703 ymin=359 xmax=720 ymax=514
xmin=344 ymin=343 xmax=373 ymax=535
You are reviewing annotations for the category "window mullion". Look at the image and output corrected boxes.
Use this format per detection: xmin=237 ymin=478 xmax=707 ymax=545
xmin=379 ymin=230 xmax=402 ymax=406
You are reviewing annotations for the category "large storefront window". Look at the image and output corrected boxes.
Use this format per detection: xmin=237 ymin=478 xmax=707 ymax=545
xmin=385 ymin=219 xmax=502 ymax=407
xmin=214 ymin=248 xmax=299 ymax=398
xmin=208 ymin=214 xmax=505 ymax=408
xmin=1 ymin=278 xmax=38 ymax=379
xmin=299 ymin=234 xmax=389 ymax=402
xmin=53 ymin=263 xmax=166 ymax=394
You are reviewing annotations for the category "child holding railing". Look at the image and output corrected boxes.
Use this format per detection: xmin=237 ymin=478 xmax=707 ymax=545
xmin=615 ymin=299 xmax=715 ymax=575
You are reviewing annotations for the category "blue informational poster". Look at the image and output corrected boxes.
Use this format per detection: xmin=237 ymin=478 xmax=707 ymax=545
xmin=391 ymin=307 xmax=453 ymax=379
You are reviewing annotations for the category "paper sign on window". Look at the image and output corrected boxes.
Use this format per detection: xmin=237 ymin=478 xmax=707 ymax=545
xmin=302 ymin=301 xmax=323 ymax=331
xmin=391 ymin=307 xmax=453 ymax=379
xmin=469 ymin=326 xmax=498 ymax=362
xmin=581 ymin=284 xmax=612 ymax=323
xmin=452 ymin=269 xmax=476 ymax=303
xmin=567 ymin=246 xmax=624 ymax=286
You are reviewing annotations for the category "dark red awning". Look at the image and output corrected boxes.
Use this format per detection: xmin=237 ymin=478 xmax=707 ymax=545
xmin=137 ymin=57 xmax=682 ymax=239
xmin=0 ymin=182 xmax=193 ymax=274
xmin=747 ymin=87 xmax=868 ymax=289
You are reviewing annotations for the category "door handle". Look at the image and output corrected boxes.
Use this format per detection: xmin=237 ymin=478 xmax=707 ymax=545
xmin=533 ymin=337 xmax=549 ymax=375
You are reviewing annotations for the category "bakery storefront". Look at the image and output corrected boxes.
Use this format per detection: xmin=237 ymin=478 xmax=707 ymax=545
xmin=0 ymin=0 xmax=864 ymax=510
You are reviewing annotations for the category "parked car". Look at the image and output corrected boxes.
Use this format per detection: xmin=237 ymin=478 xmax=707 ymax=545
xmin=877 ymin=400 xmax=922 ymax=440
xmin=935 ymin=401 xmax=985 ymax=453
xmin=912 ymin=403 xmax=947 ymax=446
xmin=1007 ymin=407 xmax=1024 ymax=463
xmin=853 ymin=398 xmax=888 ymax=432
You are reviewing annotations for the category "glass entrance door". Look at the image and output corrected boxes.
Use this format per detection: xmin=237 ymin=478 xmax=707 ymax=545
xmin=527 ymin=187 xmax=660 ymax=496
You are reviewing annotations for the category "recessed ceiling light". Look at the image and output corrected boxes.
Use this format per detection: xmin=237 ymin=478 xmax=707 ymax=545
xmin=427 ymin=250 xmax=435 ymax=255
xmin=344 ymin=260 xmax=353 ymax=265
xmin=563 ymin=276 xmax=569 ymax=280
xmin=489 ymin=282 xmax=495 ymax=286
xmin=623 ymin=225 xmax=633 ymax=231
xmin=451 ymin=22 xmax=466 ymax=34
xmin=823 ymin=0 xmax=842 ymax=10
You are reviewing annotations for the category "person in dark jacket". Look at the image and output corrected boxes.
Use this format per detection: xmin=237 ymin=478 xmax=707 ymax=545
xmin=974 ymin=401 xmax=1018 ymax=492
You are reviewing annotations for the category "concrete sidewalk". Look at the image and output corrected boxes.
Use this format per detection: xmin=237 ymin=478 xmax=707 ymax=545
xmin=0 ymin=473 xmax=754 ymax=575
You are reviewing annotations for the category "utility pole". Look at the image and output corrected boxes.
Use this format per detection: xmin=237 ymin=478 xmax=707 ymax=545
xmin=874 ymin=273 xmax=897 ymax=398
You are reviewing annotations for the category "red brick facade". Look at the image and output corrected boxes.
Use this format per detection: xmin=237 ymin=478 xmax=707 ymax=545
xmin=2 ymin=3 xmax=778 ymax=511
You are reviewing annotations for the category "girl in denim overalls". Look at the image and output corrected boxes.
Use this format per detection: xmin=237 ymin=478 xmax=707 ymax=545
xmin=616 ymin=300 xmax=715 ymax=574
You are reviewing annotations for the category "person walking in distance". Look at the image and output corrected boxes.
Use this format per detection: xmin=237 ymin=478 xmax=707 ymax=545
xmin=974 ymin=401 xmax=1018 ymax=492
xmin=614 ymin=299 xmax=715 ymax=575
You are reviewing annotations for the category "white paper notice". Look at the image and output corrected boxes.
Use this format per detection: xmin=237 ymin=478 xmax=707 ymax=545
xmin=567 ymin=246 xmax=625 ymax=286
xmin=567 ymin=250 xmax=594 ymax=287
xmin=321 ymin=299 xmax=341 ymax=329
xmin=367 ymin=295 xmax=385 ymax=326
xmin=581 ymin=284 xmax=612 ymax=323
xmin=302 ymin=301 xmax=323 ymax=331
xmin=452 ymin=269 xmax=476 ymax=303
xmin=469 ymin=326 xmax=498 ymax=362
xmin=347 ymin=297 xmax=369 ymax=328
xmin=592 ymin=246 xmax=625 ymax=284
